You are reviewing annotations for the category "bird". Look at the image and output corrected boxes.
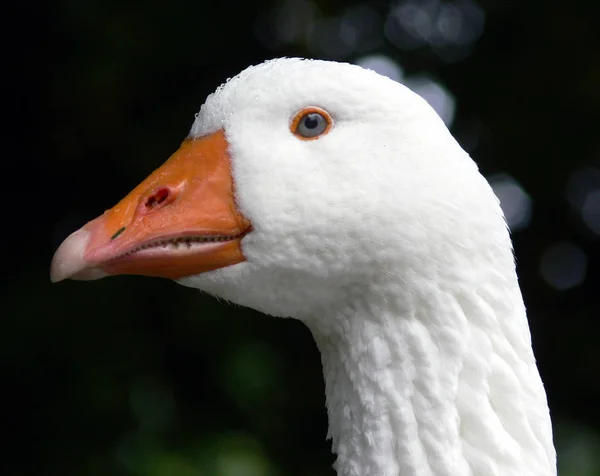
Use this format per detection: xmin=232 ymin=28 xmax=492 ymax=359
xmin=50 ymin=57 xmax=556 ymax=476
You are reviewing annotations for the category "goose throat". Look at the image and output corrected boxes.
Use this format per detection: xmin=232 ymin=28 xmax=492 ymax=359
xmin=305 ymin=279 xmax=555 ymax=476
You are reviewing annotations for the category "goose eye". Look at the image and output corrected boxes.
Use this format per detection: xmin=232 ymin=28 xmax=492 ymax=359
xmin=291 ymin=107 xmax=333 ymax=140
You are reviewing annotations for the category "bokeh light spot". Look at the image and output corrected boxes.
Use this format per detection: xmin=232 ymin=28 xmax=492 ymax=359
xmin=540 ymin=242 xmax=587 ymax=290
xmin=384 ymin=0 xmax=484 ymax=62
xmin=403 ymin=75 xmax=456 ymax=126
xmin=355 ymin=54 xmax=404 ymax=82
xmin=488 ymin=173 xmax=532 ymax=231
xmin=581 ymin=190 xmax=600 ymax=233
xmin=566 ymin=167 xmax=600 ymax=234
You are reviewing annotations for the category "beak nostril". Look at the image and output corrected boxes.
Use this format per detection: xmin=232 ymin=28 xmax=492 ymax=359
xmin=145 ymin=188 xmax=171 ymax=209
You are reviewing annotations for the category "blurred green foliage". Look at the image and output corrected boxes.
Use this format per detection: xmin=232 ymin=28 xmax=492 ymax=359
xmin=3 ymin=0 xmax=600 ymax=475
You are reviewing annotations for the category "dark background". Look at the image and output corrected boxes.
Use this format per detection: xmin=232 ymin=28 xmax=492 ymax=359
xmin=3 ymin=0 xmax=600 ymax=475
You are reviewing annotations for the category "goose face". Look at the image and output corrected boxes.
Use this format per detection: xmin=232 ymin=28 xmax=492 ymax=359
xmin=182 ymin=59 xmax=498 ymax=318
xmin=51 ymin=58 xmax=500 ymax=319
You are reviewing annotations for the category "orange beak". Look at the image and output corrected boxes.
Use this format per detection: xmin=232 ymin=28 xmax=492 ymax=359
xmin=50 ymin=130 xmax=251 ymax=282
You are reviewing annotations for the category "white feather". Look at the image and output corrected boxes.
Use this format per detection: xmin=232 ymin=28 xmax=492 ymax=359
xmin=178 ymin=58 xmax=556 ymax=476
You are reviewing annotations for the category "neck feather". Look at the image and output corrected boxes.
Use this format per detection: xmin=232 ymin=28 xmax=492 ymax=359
xmin=305 ymin=259 xmax=556 ymax=476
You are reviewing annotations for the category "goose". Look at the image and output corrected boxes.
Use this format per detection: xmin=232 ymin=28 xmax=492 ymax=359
xmin=50 ymin=57 xmax=556 ymax=476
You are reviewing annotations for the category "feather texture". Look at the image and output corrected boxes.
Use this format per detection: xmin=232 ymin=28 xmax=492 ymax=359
xmin=178 ymin=58 xmax=556 ymax=476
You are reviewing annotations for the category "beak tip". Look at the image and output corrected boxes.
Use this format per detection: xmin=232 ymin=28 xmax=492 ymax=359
xmin=50 ymin=229 xmax=106 ymax=283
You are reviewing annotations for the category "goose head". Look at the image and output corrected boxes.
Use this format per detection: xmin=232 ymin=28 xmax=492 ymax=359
xmin=52 ymin=58 xmax=498 ymax=319
xmin=51 ymin=58 xmax=556 ymax=476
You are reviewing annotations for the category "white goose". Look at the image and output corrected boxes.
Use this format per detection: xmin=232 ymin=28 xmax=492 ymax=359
xmin=50 ymin=58 xmax=556 ymax=476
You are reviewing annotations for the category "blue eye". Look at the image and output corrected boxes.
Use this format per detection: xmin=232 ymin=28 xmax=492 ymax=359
xmin=291 ymin=107 xmax=333 ymax=140
xmin=297 ymin=113 xmax=327 ymax=137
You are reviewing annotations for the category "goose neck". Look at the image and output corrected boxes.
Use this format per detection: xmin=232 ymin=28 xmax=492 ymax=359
xmin=306 ymin=282 xmax=556 ymax=476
